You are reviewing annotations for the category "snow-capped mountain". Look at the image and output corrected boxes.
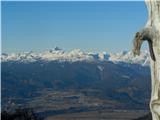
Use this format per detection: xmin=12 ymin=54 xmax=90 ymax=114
xmin=1 ymin=47 xmax=150 ymax=66
xmin=109 ymin=50 xmax=150 ymax=66
xmin=2 ymin=47 xmax=151 ymax=112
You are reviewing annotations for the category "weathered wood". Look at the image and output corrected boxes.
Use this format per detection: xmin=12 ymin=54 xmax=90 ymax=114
xmin=132 ymin=0 xmax=160 ymax=120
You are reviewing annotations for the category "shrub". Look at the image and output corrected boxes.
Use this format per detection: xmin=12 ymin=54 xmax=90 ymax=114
xmin=1 ymin=108 xmax=43 ymax=120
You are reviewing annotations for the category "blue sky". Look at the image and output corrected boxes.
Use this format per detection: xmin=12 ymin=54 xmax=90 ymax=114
xmin=2 ymin=1 xmax=147 ymax=53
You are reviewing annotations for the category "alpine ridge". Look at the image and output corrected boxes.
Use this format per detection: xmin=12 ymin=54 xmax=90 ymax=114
xmin=1 ymin=48 xmax=150 ymax=66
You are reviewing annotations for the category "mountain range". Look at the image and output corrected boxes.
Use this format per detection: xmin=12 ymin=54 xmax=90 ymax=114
xmin=1 ymin=47 xmax=150 ymax=66
xmin=1 ymin=48 xmax=151 ymax=117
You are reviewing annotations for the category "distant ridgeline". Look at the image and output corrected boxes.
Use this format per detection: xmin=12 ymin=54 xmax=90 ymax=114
xmin=2 ymin=48 xmax=150 ymax=65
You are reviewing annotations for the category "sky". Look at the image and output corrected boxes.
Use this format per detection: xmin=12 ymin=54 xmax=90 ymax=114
xmin=2 ymin=1 xmax=148 ymax=53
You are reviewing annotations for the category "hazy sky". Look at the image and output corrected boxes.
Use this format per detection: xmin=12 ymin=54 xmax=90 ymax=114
xmin=2 ymin=1 xmax=147 ymax=53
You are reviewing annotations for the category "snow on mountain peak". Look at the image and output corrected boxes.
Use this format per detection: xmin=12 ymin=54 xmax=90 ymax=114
xmin=109 ymin=50 xmax=149 ymax=65
xmin=1 ymin=49 xmax=150 ymax=66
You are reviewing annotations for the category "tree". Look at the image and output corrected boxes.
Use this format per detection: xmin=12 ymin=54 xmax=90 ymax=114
xmin=133 ymin=0 xmax=160 ymax=120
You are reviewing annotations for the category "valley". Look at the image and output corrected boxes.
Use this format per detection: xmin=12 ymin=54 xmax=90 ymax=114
xmin=1 ymin=50 xmax=152 ymax=119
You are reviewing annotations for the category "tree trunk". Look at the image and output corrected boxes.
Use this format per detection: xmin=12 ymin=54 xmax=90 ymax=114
xmin=132 ymin=0 xmax=160 ymax=120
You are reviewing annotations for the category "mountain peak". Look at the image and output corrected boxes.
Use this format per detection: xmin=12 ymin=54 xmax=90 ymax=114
xmin=54 ymin=46 xmax=62 ymax=51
